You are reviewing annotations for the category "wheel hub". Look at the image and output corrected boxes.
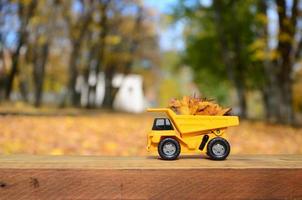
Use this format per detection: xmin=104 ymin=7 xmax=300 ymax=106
xmin=163 ymin=142 xmax=176 ymax=156
xmin=212 ymin=143 xmax=225 ymax=156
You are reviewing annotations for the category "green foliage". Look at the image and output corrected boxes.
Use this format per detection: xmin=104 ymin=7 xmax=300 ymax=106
xmin=160 ymin=51 xmax=181 ymax=73
xmin=159 ymin=78 xmax=181 ymax=107
xmin=174 ymin=0 xmax=265 ymax=103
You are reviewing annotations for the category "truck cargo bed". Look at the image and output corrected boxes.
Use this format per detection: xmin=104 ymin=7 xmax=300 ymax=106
xmin=147 ymin=108 xmax=239 ymax=134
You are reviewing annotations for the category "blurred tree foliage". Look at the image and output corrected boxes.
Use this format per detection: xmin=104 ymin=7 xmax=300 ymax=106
xmin=0 ymin=0 xmax=159 ymax=108
xmin=174 ymin=0 xmax=302 ymax=124
xmin=158 ymin=51 xmax=181 ymax=107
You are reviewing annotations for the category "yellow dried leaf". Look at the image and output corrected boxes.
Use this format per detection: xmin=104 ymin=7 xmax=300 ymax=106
xmin=179 ymin=106 xmax=190 ymax=115
xmin=217 ymin=108 xmax=232 ymax=116
xmin=105 ymin=142 xmax=117 ymax=152
xmin=51 ymin=148 xmax=63 ymax=155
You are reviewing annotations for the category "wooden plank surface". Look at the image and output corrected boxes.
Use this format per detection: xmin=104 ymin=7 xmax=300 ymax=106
xmin=0 ymin=155 xmax=301 ymax=199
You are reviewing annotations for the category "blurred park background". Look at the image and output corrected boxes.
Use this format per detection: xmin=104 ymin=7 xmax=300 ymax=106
xmin=1 ymin=0 xmax=302 ymax=156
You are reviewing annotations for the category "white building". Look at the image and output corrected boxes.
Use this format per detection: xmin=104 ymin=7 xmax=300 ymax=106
xmin=79 ymin=73 xmax=146 ymax=113
xmin=112 ymin=74 xmax=145 ymax=113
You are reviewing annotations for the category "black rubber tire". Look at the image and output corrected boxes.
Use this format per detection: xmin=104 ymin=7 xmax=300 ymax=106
xmin=207 ymin=137 xmax=230 ymax=160
xmin=158 ymin=138 xmax=181 ymax=160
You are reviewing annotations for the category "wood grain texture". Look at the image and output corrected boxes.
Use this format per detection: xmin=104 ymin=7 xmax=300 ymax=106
xmin=0 ymin=155 xmax=301 ymax=200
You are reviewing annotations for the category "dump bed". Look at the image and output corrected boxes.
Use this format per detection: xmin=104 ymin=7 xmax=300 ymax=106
xmin=147 ymin=108 xmax=239 ymax=134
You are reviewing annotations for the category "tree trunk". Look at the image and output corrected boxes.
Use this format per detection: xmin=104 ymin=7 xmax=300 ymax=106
xmin=67 ymin=7 xmax=93 ymax=107
xmin=0 ymin=1 xmax=5 ymax=101
xmin=278 ymin=62 xmax=295 ymax=124
xmin=261 ymin=88 xmax=271 ymax=120
xmin=274 ymin=0 xmax=297 ymax=124
xmin=86 ymin=60 xmax=98 ymax=108
xmin=33 ymin=43 xmax=49 ymax=107
xmin=68 ymin=42 xmax=80 ymax=106
xmin=5 ymin=44 xmax=22 ymax=99
xmin=213 ymin=0 xmax=247 ymax=118
xmin=263 ymin=62 xmax=282 ymax=122
xmin=83 ymin=40 xmax=97 ymax=108
xmin=102 ymin=67 xmax=117 ymax=108
xmin=88 ymin=0 xmax=111 ymax=108
xmin=5 ymin=0 xmax=37 ymax=99
xmin=233 ymin=20 xmax=247 ymax=118
xmin=19 ymin=79 xmax=29 ymax=102
xmin=0 ymin=48 xmax=6 ymax=101
xmin=234 ymin=77 xmax=247 ymax=118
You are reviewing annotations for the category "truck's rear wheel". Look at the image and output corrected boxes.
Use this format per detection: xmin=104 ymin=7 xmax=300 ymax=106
xmin=158 ymin=138 xmax=180 ymax=160
xmin=207 ymin=137 xmax=230 ymax=160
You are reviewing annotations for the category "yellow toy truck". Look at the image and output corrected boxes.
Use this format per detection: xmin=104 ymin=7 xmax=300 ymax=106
xmin=147 ymin=108 xmax=239 ymax=160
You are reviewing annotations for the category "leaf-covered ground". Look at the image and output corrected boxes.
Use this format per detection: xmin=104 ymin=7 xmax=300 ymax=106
xmin=0 ymin=113 xmax=301 ymax=155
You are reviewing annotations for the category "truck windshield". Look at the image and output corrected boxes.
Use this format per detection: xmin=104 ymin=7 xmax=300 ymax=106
xmin=152 ymin=118 xmax=174 ymax=130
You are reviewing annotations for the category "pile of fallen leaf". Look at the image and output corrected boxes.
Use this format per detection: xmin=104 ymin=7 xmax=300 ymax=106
xmin=1 ymin=113 xmax=302 ymax=155
xmin=168 ymin=96 xmax=231 ymax=115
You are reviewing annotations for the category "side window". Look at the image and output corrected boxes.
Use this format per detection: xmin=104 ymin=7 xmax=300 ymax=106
xmin=156 ymin=119 xmax=165 ymax=127
xmin=152 ymin=119 xmax=165 ymax=130
xmin=165 ymin=119 xmax=173 ymax=130
xmin=152 ymin=118 xmax=174 ymax=130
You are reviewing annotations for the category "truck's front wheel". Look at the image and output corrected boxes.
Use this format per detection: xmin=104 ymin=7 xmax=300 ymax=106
xmin=158 ymin=138 xmax=180 ymax=160
xmin=207 ymin=137 xmax=230 ymax=160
